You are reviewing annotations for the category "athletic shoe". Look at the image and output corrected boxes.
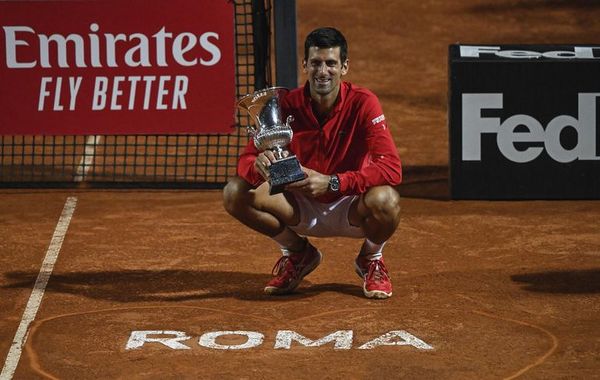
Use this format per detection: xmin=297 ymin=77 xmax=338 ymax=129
xmin=355 ymin=256 xmax=393 ymax=299
xmin=264 ymin=241 xmax=322 ymax=295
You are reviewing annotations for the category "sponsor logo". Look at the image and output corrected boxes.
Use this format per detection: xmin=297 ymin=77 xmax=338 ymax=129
xmin=459 ymin=45 xmax=600 ymax=60
xmin=3 ymin=23 xmax=222 ymax=69
xmin=0 ymin=0 xmax=235 ymax=134
xmin=371 ymin=114 xmax=385 ymax=125
xmin=462 ymin=93 xmax=600 ymax=163
xmin=125 ymin=329 xmax=434 ymax=351
xmin=2 ymin=23 xmax=224 ymax=112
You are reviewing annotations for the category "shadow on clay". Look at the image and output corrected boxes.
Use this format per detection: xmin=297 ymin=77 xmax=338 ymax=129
xmin=2 ymin=269 xmax=364 ymax=302
xmin=399 ymin=165 xmax=450 ymax=201
xmin=511 ymin=269 xmax=600 ymax=294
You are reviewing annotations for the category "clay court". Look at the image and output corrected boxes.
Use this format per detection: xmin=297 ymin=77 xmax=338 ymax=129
xmin=1 ymin=0 xmax=600 ymax=379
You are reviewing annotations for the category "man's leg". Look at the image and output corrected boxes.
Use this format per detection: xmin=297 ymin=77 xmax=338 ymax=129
xmin=349 ymin=185 xmax=401 ymax=243
xmin=349 ymin=185 xmax=401 ymax=299
xmin=223 ymin=176 xmax=302 ymax=246
xmin=222 ymin=177 xmax=322 ymax=294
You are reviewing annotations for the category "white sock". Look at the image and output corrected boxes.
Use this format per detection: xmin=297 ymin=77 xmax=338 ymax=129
xmin=360 ymin=239 xmax=385 ymax=260
xmin=272 ymin=227 xmax=306 ymax=254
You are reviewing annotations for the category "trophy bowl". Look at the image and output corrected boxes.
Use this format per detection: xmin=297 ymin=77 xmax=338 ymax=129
xmin=237 ymin=87 xmax=305 ymax=194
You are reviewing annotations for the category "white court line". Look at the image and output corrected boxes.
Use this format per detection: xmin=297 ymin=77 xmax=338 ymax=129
xmin=0 ymin=196 xmax=78 ymax=380
xmin=74 ymin=135 xmax=101 ymax=182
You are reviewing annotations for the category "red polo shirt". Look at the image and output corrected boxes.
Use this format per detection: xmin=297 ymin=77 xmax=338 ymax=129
xmin=237 ymin=81 xmax=402 ymax=203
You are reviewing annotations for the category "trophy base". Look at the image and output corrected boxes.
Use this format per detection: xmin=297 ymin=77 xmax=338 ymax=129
xmin=269 ymin=155 xmax=305 ymax=195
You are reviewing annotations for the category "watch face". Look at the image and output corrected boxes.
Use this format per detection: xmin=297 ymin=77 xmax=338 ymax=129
xmin=329 ymin=176 xmax=340 ymax=191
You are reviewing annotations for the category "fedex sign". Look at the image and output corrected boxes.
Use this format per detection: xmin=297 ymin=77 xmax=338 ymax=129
xmin=459 ymin=45 xmax=600 ymax=60
xmin=462 ymin=93 xmax=600 ymax=163
xmin=449 ymin=44 xmax=600 ymax=199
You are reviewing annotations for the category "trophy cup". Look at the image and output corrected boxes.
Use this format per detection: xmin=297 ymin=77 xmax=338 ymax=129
xmin=237 ymin=87 xmax=305 ymax=194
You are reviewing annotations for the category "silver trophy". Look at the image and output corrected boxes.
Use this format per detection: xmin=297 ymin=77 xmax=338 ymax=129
xmin=237 ymin=87 xmax=304 ymax=194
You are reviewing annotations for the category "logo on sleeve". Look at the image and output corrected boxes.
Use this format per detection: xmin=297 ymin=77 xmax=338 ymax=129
xmin=371 ymin=114 xmax=385 ymax=125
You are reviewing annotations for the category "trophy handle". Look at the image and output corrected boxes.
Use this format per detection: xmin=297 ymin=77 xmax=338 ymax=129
xmin=246 ymin=125 xmax=257 ymax=136
xmin=285 ymin=115 xmax=294 ymax=128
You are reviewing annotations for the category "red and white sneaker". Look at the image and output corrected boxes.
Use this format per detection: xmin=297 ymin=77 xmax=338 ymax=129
xmin=355 ymin=256 xmax=393 ymax=299
xmin=264 ymin=241 xmax=322 ymax=295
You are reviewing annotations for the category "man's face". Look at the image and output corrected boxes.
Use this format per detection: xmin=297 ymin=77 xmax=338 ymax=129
xmin=303 ymin=46 xmax=348 ymax=97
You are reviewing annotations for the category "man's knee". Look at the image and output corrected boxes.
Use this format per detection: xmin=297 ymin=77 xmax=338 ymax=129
xmin=222 ymin=177 xmax=252 ymax=216
xmin=363 ymin=186 xmax=401 ymax=217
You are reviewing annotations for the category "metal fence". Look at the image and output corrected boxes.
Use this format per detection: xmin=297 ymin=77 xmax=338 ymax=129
xmin=0 ymin=0 xmax=272 ymax=188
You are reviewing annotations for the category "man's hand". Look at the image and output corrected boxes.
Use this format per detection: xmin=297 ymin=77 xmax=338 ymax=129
xmin=285 ymin=167 xmax=330 ymax=198
xmin=254 ymin=150 xmax=290 ymax=181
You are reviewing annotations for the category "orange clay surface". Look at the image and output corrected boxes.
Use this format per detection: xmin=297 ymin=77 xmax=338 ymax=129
xmin=1 ymin=1 xmax=600 ymax=378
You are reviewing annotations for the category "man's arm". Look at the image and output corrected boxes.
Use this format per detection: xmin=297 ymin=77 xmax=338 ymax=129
xmin=238 ymin=139 xmax=293 ymax=186
xmin=337 ymin=96 xmax=402 ymax=194
xmin=237 ymin=140 xmax=264 ymax=187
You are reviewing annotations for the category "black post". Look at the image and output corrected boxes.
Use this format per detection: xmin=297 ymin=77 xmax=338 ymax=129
xmin=273 ymin=0 xmax=297 ymax=89
xmin=252 ymin=0 xmax=269 ymax=90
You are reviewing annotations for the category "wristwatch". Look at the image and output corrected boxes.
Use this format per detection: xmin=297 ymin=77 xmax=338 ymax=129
xmin=328 ymin=175 xmax=340 ymax=192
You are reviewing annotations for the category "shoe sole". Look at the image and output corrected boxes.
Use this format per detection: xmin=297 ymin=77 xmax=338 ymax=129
xmin=264 ymin=249 xmax=323 ymax=295
xmin=363 ymin=285 xmax=392 ymax=299
xmin=355 ymin=261 xmax=393 ymax=299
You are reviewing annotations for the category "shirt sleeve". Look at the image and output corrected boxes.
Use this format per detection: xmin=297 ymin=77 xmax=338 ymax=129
xmin=237 ymin=137 xmax=264 ymax=187
xmin=337 ymin=94 xmax=402 ymax=194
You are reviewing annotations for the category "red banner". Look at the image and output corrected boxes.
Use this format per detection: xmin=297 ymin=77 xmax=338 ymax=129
xmin=0 ymin=0 xmax=235 ymax=135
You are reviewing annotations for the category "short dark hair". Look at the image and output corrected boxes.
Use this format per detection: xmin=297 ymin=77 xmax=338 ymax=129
xmin=304 ymin=27 xmax=348 ymax=63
